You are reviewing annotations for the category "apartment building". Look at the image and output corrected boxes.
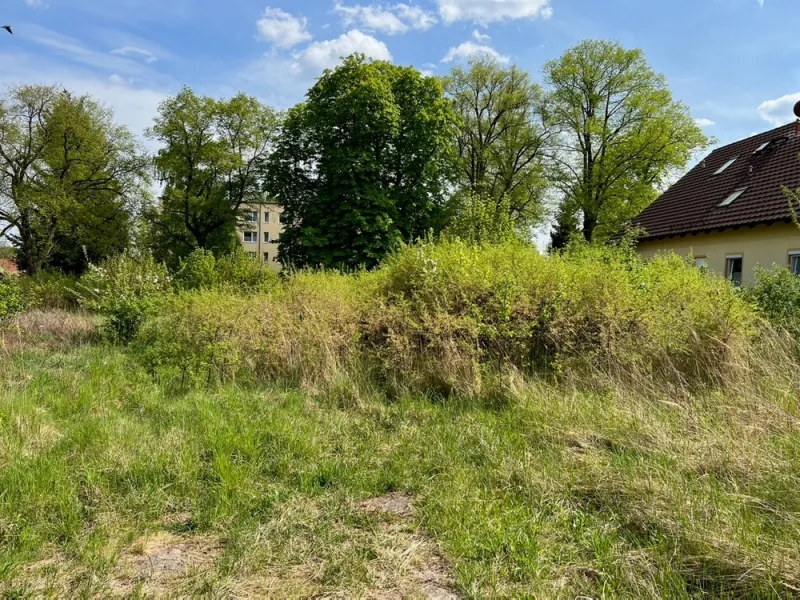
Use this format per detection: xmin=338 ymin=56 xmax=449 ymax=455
xmin=240 ymin=202 xmax=285 ymax=270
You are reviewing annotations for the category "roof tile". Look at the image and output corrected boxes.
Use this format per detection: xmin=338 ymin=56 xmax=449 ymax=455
xmin=631 ymin=123 xmax=800 ymax=239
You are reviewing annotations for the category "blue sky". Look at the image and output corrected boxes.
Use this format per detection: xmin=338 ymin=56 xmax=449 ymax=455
xmin=2 ymin=0 xmax=799 ymax=152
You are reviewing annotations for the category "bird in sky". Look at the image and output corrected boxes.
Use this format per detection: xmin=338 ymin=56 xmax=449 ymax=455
xmin=2 ymin=26 xmax=12 ymax=35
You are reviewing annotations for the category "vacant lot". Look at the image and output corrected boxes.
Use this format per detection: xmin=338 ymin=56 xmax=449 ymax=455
xmin=1 ymin=340 xmax=799 ymax=599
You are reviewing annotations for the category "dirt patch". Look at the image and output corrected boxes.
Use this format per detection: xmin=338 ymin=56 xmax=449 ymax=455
xmin=358 ymin=492 xmax=458 ymax=600
xmin=109 ymin=532 xmax=222 ymax=597
xmin=359 ymin=491 xmax=414 ymax=518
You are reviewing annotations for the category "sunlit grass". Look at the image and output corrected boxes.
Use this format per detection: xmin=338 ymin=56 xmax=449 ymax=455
xmin=0 ymin=345 xmax=798 ymax=598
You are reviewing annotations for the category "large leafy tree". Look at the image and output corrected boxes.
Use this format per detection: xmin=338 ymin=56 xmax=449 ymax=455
xmin=146 ymin=87 xmax=281 ymax=266
xmin=0 ymin=85 xmax=149 ymax=274
xmin=266 ymin=54 xmax=457 ymax=270
xmin=443 ymin=56 xmax=550 ymax=227
xmin=543 ymin=40 xmax=709 ymax=243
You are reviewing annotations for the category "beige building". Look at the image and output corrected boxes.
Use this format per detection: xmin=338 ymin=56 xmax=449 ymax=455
xmin=629 ymin=123 xmax=800 ymax=286
xmin=239 ymin=203 xmax=285 ymax=270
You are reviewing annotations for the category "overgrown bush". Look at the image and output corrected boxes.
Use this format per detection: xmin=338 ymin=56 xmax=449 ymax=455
xmin=16 ymin=271 xmax=81 ymax=311
xmin=133 ymin=240 xmax=757 ymax=396
xmin=742 ymin=266 xmax=800 ymax=336
xmin=0 ymin=277 xmax=25 ymax=321
xmin=214 ymin=248 xmax=279 ymax=293
xmin=78 ymin=251 xmax=171 ymax=344
xmin=174 ymin=248 xmax=278 ymax=294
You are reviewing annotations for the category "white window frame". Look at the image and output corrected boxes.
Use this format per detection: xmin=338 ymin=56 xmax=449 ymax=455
xmin=243 ymin=231 xmax=257 ymax=243
xmin=714 ymin=157 xmax=738 ymax=175
xmin=263 ymin=252 xmax=269 ymax=263
xmin=726 ymin=254 xmax=743 ymax=286
xmin=264 ymin=212 xmax=270 ymax=224
xmin=243 ymin=210 xmax=258 ymax=223
xmin=719 ymin=187 xmax=747 ymax=207
xmin=789 ymin=251 xmax=800 ymax=275
xmin=263 ymin=231 xmax=270 ymax=243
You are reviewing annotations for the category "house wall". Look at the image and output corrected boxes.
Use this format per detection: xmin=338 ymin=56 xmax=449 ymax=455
xmin=635 ymin=221 xmax=800 ymax=285
xmin=239 ymin=203 xmax=284 ymax=270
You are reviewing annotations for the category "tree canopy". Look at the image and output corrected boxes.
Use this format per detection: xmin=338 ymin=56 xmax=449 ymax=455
xmin=443 ymin=56 xmax=550 ymax=227
xmin=0 ymin=85 xmax=149 ymax=274
xmin=543 ymin=40 xmax=710 ymax=243
xmin=266 ymin=55 xmax=458 ymax=270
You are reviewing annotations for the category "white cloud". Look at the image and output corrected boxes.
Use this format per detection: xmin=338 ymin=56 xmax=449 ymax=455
xmin=111 ymin=46 xmax=158 ymax=64
xmin=438 ymin=0 xmax=552 ymax=25
xmin=394 ymin=4 xmax=437 ymax=30
xmin=333 ymin=3 xmax=436 ymax=35
xmin=294 ymin=29 xmax=392 ymax=71
xmin=694 ymin=118 xmax=715 ymax=128
xmin=758 ymin=92 xmax=800 ymax=126
xmin=442 ymin=41 xmax=508 ymax=63
xmin=24 ymin=0 xmax=46 ymax=7
xmin=256 ymin=7 xmax=312 ymax=49
xmin=472 ymin=29 xmax=490 ymax=42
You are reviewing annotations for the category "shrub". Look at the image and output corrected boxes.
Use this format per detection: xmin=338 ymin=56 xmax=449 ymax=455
xmin=134 ymin=291 xmax=255 ymax=386
xmin=0 ymin=277 xmax=25 ymax=321
xmin=214 ymin=248 xmax=279 ymax=293
xmin=16 ymin=271 xmax=81 ymax=311
xmin=742 ymin=266 xmax=800 ymax=336
xmin=174 ymin=248 xmax=278 ymax=294
xmin=78 ymin=251 xmax=171 ymax=344
xmin=134 ymin=270 xmax=375 ymax=389
xmin=132 ymin=240 xmax=757 ymax=396
xmin=173 ymin=248 xmax=218 ymax=291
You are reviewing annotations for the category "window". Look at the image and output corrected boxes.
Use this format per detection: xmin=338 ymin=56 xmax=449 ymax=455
xmin=277 ymin=212 xmax=284 ymax=224
xmin=726 ymin=255 xmax=743 ymax=287
xmin=753 ymin=142 xmax=770 ymax=154
xmin=263 ymin=231 xmax=270 ymax=243
xmin=263 ymin=252 xmax=269 ymax=263
xmin=243 ymin=210 xmax=258 ymax=223
xmin=790 ymin=251 xmax=800 ymax=275
xmin=714 ymin=157 xmax=737 ymax=175
xmin=243 ymin=231 xmax=257 ymax=243
xmin=248 ymin=251 xmax=257 ymax=259
xmin=264 ymin=212 xmax=270 ymax=224
xmin=719 ymin=187 xmax=747 ymax=207
xmin=695 ymin=256 xmax=708 ymax=270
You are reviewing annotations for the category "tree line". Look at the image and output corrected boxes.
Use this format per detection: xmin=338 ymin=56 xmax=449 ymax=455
xmin=0 ymin=39 xmax=710 ymax=274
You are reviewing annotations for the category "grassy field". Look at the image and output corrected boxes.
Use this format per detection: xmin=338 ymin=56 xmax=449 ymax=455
xmin=1 ymin=331 xmax=800 ymax=598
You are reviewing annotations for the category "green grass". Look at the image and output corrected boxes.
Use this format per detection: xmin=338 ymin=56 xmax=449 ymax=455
xmin=1 ymin=345 xmax=800 ymax=598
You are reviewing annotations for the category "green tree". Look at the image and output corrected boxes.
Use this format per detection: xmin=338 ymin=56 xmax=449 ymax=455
xmin=443 ymin=56 xmax=550 ymax=227
xmin=266 ymin=54 xmax=457 ymax=270
xmin=146 ymin=87 xmax=281 ymax=266
xmin=548 ymin=204 xmax=580 ymax=252
xmin=543 ymin=40 xmax=709 ymax=242
xmin=0 ymin=85 xmax=149 ymax=274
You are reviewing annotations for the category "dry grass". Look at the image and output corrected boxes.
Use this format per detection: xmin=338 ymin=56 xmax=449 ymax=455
xmin=0 ymin=309 xmax=99 ymax=352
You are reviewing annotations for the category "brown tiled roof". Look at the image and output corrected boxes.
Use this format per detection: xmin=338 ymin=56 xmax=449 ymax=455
xmin=631 ymin=123 xmax=800 ymax=240
xmin=0 ymin=258 xmax=18 ymax=275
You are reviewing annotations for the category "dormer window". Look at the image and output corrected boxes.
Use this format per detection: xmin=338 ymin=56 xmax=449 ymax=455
xmin=719 ymin=187 xmax=747 ymax=207
xmin=714 ymin=157 xmax=737 ymax=175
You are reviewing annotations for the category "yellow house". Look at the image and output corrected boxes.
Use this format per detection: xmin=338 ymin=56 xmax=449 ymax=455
xmin=239 ymin=202 xmax=285 ymax=270
xmin=630 ymin=123 xmax=800 ymax=286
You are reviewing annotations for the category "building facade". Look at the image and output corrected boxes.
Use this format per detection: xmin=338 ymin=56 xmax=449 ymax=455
xmin=629 ymin=123 xmax=800 ymax=286
xmin=239 ymin=203 xmax=285 ymax=270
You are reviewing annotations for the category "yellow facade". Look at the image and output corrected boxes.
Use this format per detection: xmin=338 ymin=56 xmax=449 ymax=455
xmin=239 ymin=203 xmax=285 ymax=270
xmin=636 ymin=221 xmax=800 ymax=285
